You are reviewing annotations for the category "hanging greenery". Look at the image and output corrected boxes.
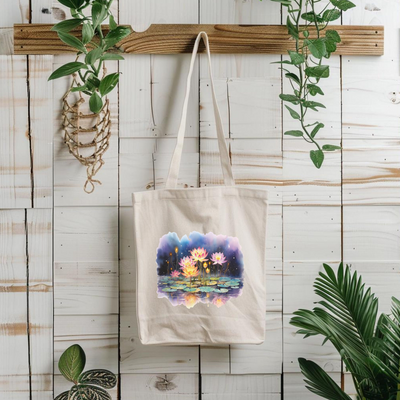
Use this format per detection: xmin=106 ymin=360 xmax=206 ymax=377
xmin=48 ymin=0 xmax=130 ymax=113
xmin=266 ymin=0 xmax=356 ymax=168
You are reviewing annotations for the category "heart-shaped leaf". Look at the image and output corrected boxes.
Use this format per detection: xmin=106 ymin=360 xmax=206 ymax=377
xmin=58 ymin=344 xmax=86 ymax=383
xmin=78 ymin=369 xmax=117 ymax=389
xmin=288 ymin=50 xmax=305 ymax=65
xmin=310 ymin=149 xmax=325 ymax=168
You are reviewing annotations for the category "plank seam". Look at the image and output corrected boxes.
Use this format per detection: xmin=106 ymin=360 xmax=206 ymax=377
xmin=25 ymin=209 xmax=33 ymax=400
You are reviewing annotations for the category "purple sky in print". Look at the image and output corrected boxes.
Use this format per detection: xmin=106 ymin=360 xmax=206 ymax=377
xmin=156 ymin=231 xmax=244 ymax=278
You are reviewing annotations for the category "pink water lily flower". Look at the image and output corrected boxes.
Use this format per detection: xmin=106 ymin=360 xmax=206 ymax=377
xmin=171 ymin=270 xmax=180 ymax=278
xmin=179 ymin=256 xmax=196 ymax=270
xmin=190 ymin=247 xmax=209 ymax=262
xmin=210 ymin=252 xmax=227 ymax=265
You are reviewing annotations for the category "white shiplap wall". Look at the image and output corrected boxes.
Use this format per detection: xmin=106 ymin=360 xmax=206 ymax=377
xmin=0 ymin=0 xmax=399 ymax=399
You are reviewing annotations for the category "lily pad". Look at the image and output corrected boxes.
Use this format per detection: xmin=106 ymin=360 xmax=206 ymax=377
xmin=210 ymin=277 xmax=219 ymax=281
xmin=214 ymin=288 xmax=229 ymax=293
xmin=184 ymin=287 xmax=200 ymax=292
xmin=206 ymin=281 xmax=218 ymax=286
xmin=170 ymin=285 xmax=186 ymax=289
xmin=162 ymin=288 xmax=177 ymax=292
xmin=218 ymin=284 xmax=229 ymax=288
xmin=198 ymin=286 xmax=215 ymax=292
xmin=219 ymin=277 xmax=230 ymax=281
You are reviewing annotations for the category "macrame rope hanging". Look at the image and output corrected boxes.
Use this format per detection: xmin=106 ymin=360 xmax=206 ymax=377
xmin=61 ymin=66 xmax=111 ymax=194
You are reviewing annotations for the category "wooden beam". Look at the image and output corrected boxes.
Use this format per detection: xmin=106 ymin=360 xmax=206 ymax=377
xmin=14 ymin=23 xmax=384 ymax=56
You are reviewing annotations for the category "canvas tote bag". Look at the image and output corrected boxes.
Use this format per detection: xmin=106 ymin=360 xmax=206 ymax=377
xmin=133 ymin=32 xmax=269 ymax=345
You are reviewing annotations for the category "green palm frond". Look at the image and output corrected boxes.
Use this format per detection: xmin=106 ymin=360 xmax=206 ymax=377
xmin=291 ymin=264 xmax=400 ymax=400
xmin=298 ymin=358 xmax=352 ymax=400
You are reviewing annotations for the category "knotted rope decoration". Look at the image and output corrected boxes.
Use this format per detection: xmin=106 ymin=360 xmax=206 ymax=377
xmin=61 ymin=73 xmax=111 ymax=193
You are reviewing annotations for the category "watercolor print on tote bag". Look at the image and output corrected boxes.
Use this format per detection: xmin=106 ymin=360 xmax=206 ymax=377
xmin=156 ymin=231 xmax=244 ymax=309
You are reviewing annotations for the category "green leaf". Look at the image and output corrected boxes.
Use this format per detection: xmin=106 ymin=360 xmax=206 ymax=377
xmin=54 ymin=391 xmax=70 ymax=400
xmin=303 ymin=100 xmax=326 ymax=110
xmin=326 ymin=30 xmax=341 ymax=43
xmin=324 ymin=39 xmax=337 ymax=54
xmin=92 ymin=2 xmax=108 ymax=29
xmin=81 ymin=23 xmax=94 ymax=45
xmin=322 ymin=9 xmax=341 ymax=22
xmin=288 ymin=50 xmax=305 ymax=65
xmin=78 ymin=369 xmax=117 ymax=389
xmin=307 ymin=84 xmax=324 ymax=96
xmin=89 ymin=92 xmax=103 ymax=113
xmin=303 ymin=30 xmax=309 ymax=38
xmin=322 ymin=144 xmax=341 ymax=151
xmin=310 ymin=149 xmax=324 ymax=168
xmin=58 ymin=0 xmax=85 ymax=8
xmin=48 ymin=62 xmax=88 ymax=80
xmin=70 ymin=83 xmax=88 ymax=92
xmin=100 ymin=53 xmax=125 ymax=61
xmin=68 ymin=385 xmax=112 ymax=400
xmin=271 ymin=0 xmax=292 ymax=6
xmin=51 ymin=19 xmax=83 ymax=33
xmin=330 ymin=0 xmax=356 ymax=11
xmin=104 ymin=26 xmax=131 ymax=49
xmin=305 ymin=38 xmax=326 ymax=59
xmin=311 ymin=123 xmax=324 ymax=138
xmin=109 ymin=14 xmax=118 ymax=31
xmin=85 ymin=47 xmax=103 ymax=66
xmin=284 ymin=130 xmax=303 ymax=137
xmin=285 ymin=72 xmax=300 ymax=86
xmin=301 ymin=11 xmax=324 ymax=23
xmin=305 ymin=65 xmax=330 ymax=78
xmin=87 ymin=75 xmax=101 ymax=89
xmin=99 ymin=73 xmax=120 ymax=96
xmin=280 ymin=94 xmax=300 ymax=104
xmin=286 ymin=16 xmax=299 ymax=39
xmin=58 ymin=344 xmax=86 ymax=383
xmin=57 ymin=32 xmax=87 ymax=54
xmin=299 ymin=358 xmax=352 ymax=400
xmin=285 ymin=105 xmax=300 ymax=120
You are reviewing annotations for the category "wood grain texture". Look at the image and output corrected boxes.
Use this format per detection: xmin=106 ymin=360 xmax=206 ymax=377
xmin=14 ymin=24 xmax=384 ymax=55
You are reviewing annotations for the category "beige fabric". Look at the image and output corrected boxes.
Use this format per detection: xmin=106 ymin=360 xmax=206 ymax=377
xmin=132 ymin=32 xmax=268 ymax=345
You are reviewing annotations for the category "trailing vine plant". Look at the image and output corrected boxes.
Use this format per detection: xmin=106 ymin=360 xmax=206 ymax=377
xmin=48 ymin=0 xmax=131 ymax=113
xmin=265 ymin=0 xmax=356 ymax=168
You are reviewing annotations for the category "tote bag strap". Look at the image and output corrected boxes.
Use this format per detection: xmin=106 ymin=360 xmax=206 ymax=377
xmin=165 ymin=31 xmax=235 ymax=189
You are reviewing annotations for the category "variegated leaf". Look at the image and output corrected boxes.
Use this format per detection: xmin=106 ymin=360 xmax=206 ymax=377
xmin=78 ymin=369 xmax=117 ymax=389
xmin=54 ymin=390 xmax=70 ymax=400
xmin=69 ymin=385 xmax=112 ymax=400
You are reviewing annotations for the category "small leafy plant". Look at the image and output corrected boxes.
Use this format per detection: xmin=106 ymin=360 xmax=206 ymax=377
xmin=265 ymin=0 xmax=355 ymax=168
xmin=55 ymin=344 xmax=117 ymax=400
xmin=48 ymin=0 xmax=131 ymax=113
xmin=291 ymin=263 xmax=400 ymax=400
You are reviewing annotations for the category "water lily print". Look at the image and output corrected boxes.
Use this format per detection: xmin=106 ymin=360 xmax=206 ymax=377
xmin=156 ymin=231 xmax=244 ymax=309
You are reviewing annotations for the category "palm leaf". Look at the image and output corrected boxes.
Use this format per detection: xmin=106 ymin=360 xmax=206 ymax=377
xmin=298 ymin=358 xmax=352 ymax=400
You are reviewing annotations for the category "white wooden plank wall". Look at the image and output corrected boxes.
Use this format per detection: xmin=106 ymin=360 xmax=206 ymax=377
xmin=0 ymin=0 xmax=398 ymax=399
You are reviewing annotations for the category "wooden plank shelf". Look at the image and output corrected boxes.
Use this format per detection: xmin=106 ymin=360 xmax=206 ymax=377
xmin=14 ymin=23 xmax=384 ymax=55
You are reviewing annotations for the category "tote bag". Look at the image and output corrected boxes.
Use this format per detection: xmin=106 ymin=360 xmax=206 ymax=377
xmin=133 ymin=32 xmax=269 ymax=345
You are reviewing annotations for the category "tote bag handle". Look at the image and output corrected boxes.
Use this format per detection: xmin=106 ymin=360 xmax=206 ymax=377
xmin=165 ymin=31 xmax=235 ymax=189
